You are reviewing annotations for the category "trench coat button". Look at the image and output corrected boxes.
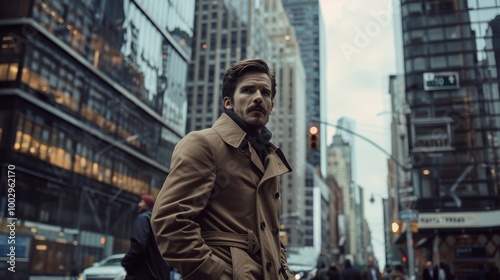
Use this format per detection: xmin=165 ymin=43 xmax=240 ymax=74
xmin=261 ymin=221 xmax=266 ymax=230
xmin=266 ymin=261 xmax=272 ymax=271
xmin=258 ymin=188 xmax=262 ymax=194
xmin=272 ymin=227 xmax=279 ymax=235
xmin=274 ymin=192 xmax=280 ymax=199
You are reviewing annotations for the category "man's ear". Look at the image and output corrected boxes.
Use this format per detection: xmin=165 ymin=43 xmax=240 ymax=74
xmin=223 ymin=97 xmax=232 ymax=109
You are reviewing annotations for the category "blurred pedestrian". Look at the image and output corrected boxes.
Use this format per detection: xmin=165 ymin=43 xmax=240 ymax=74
xmin=69 ymin=260 xmax=78 ymax=280
xmin=151 ymin=58 xmax=295 ymax=279
xmin=382 ymin=264 xmax=392 ymax=280
xmin=122 ymin=195 xmax=170 ymax=280
xmin=361 ymin=256 xmax=381 ymax=280
xmin=328 ymin=263 xmax=341 ymax=280
xmin=313 ymin=261 xmax=329 ymax=280
xmin=341 ymin=259 xmax=362 ymax=280
xmin=389 ymin=264 xmax=405 ymax=280
xmin=437 ymin=262 xmax=454 ymax=280
xmin=423 ymin=261 xmax=437 ymax=280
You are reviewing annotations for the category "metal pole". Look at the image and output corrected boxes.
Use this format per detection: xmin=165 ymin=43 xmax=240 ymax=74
xmin=406 ymin=220 xmax=414 ymax=280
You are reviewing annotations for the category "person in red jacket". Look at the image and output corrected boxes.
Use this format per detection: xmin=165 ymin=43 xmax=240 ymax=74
xmin=122 ymin=195 xmax=171 ymax=280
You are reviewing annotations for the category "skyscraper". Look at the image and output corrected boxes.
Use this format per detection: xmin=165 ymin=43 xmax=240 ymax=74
xmin=282 ymin=0 xmax=328 ymax=257
xmin=393 ymin=0 xmax=500 ymax=275
xmin=186 ymin=0 xmax=272 ymax=132
xmin=282 ymin=0 xmax=326 ymax=168
xmin=265 ymin=0 xmax=307 ymax=247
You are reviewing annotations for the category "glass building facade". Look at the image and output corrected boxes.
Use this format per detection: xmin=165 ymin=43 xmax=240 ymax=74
xmin=282 ymin=0 xmax=325 ymax=168
xmin=0 ymin=0 xmax=194 ymax=276
xmin=186 ymin=0 xmax=272 ymax=132
xmin=399 ymin=0 xmax=500 ymax=276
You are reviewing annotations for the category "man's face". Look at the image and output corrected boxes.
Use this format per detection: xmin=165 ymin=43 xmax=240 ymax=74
xmin=223 ymin=72 xmax=274 ymax=131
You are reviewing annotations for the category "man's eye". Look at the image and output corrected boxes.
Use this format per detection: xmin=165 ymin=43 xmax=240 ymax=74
xmin=262 ymin=90 xmax=271 ymax=96
xmin=242 ymin=88 xmax=252 ymax=93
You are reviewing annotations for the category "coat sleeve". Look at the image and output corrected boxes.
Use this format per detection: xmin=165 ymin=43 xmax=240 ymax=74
xmin=121 ymin=213 xmax=150 ymax=273
xmin=151 ymin=131 xmax=225 ymax=280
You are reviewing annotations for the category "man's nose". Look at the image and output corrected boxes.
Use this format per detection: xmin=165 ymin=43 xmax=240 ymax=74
xmin=253 ymin=90 xmax=264 ymax=103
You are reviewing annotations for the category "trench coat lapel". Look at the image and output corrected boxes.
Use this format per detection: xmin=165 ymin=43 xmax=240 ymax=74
xmin=258 ymin=144 xmax=291 ymax=186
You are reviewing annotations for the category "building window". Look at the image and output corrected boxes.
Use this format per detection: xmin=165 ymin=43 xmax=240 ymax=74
xmin=14 ymin=114 xmax=73 ymax=170
xmin=0 ymin=62 xmax=18 ymax=81
xmin=428 ymin=27 xmax=444 ymax=41
xmin=413 ymin=57 xmax=426 ymax=71
xmin=429 ymin=55 xmax=446 ymax=69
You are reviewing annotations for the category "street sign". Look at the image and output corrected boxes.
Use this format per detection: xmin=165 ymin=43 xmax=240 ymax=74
xmin=398 ymin=186 xmax=414 ymax=194
xmin=423 ymin=72 xmax=459 ymax=91
xmin=400 ymin=194 xmax=417 ymax=203
xmin=399 ymin=209 xmax=419 ymax=221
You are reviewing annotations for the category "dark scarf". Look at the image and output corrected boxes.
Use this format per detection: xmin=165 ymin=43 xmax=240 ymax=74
xmin=224 ymin=110 xmax=272 ymax=164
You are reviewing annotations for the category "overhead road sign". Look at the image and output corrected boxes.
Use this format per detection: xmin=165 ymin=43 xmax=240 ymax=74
xmin=423 ymin=72 xmax=459 ymax=91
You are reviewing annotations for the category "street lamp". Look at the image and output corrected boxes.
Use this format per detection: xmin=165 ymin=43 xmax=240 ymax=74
xmin=369 ymin=193 xmax=387 ymax=205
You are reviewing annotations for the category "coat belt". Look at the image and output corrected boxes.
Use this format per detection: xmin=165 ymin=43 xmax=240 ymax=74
xmin=201 ymin=230 xmax=260 ymax=255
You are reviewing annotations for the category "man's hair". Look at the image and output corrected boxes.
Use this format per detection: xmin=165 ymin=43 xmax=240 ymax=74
xmin=221 ymin=58 xmax=277 ymax=101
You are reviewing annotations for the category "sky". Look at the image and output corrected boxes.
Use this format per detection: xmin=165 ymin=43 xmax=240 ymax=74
xmin=320 ymin=0 xmax=398 ymax=269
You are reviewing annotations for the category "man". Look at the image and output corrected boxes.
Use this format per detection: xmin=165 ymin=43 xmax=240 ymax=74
xmin=328 ymin=263 xmax=341 ymax=280
xmin=341 ymin=259 xmax=362 ymax=280
xmin=361 ymin=256 xmax=381 ymax=280
xmin=382 ymin=264 xmax=392 ymax=280
xmin=151 ymin=58 xmax=294 ymax=280
xmin=422 ymin=261 xmax=436 ymax=280
xmin=389 ymin=265 xmax=405 ymax=280
xmin=122 ymin=195 xmax=170 ymax=280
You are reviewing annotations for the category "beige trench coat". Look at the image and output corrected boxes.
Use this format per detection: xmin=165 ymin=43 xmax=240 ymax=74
xmin=151 ymin=113 xmax=295 ymax=280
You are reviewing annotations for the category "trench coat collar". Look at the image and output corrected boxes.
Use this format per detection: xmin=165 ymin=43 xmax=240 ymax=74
xmin=212 ymin=114 xmax=292 ymax=179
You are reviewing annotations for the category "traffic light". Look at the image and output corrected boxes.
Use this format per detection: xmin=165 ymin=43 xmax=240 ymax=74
xmin=391 ymin=220 xmax=402 ymax=234
xmin=410 ymin=221 xmax=419 ymax=233
xmin=308 ymin=125 xmax=319 ymax=150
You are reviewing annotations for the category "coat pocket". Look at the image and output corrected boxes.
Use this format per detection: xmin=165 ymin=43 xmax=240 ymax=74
xmin=229 ymin=247 xmax=263 ymax=279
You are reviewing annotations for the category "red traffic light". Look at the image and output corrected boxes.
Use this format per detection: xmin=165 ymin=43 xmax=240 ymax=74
xmin=391 ymin=221 xmax=402 ymax=234
xmin=308 ymin=126 xmax=319 ymax=150
xmin=309 ymin=125 xmax=319 ymax=135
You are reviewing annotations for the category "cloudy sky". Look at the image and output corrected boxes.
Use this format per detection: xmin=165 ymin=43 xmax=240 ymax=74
xmin=320 ymin=0 xmax=398 ymax=268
